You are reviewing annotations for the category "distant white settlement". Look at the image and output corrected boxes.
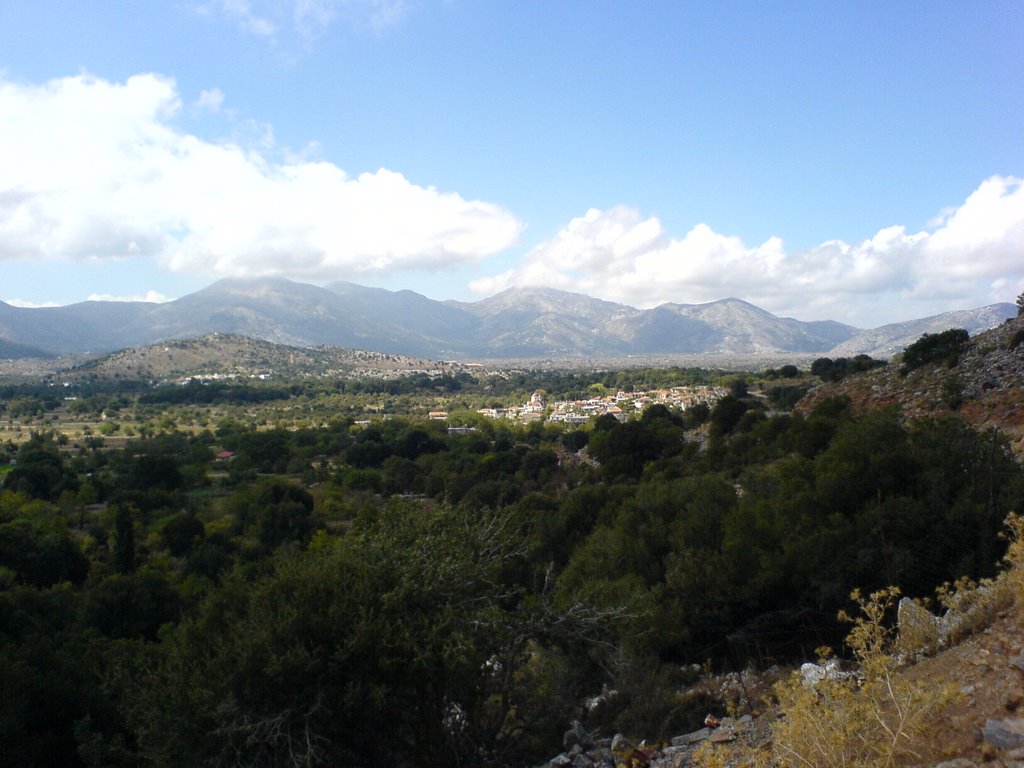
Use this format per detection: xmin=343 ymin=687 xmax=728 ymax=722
xmin=472 ymin=386 xmax=725 ymax=425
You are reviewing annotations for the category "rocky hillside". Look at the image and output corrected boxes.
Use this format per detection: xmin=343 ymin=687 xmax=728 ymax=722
xmin=799 ymin=314 xmax=1024 ymax=456
xmin=48 ymin=333 xmax=447 ymax=383
xmin=539 ymin=547 xmax=1024 ymax=768
xmin=829 ymin=303 xmax=1017 ymax=358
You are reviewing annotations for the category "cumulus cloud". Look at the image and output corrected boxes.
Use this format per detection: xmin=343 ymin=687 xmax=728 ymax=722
xmin=472 ymin=176 xmax=1024 ymax=326
xmin=0 ymin=73 xmax=521 ymax=280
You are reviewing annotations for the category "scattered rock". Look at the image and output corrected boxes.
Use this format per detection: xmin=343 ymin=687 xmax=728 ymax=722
xmin=671 ymin=727 xmax=711 ymax=746
xmin=564 ymin=720 xmax=596 ymax=753
xmin=709 ymin=728 xmax=736 ymax=743
xmin=983 ymin=718 xmax=1024 ymax=750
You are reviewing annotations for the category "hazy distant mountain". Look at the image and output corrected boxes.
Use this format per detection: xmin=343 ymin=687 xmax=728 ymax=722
xmin=450 ymin=287 xmax=636 ymax=356
xmin=624 ymin=298 xmax=857 ymax=353
xmin=0 ymin=278 xmax=1014 ymax=360
xmin=450 ymin=289 xmax=859 ymax=356
xmin=827 ymin=303 xmax=1018 ymax=358
xmin=0 ymin=298 xmax=156 ymax=354
xmin=0 ymin=324 xmax=53 ymax=359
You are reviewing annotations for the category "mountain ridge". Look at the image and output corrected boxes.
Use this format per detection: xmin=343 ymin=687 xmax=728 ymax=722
xmin=0 ymin=277 xmax=1015 ymax=360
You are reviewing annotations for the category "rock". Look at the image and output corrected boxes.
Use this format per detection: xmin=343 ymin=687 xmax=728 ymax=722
xmin=611 ymin=733 xmax=632 ymax=754
xmin=983 ymin=718 xmax=1024 ymax=750
xmin=1010 ymin=655 xmax=1024 ymax=672
xmin=586 ymin=747 xmax=615 ymax=767
xmin=547 ymin=754 xmax=572 ymax=768
xmin=934 ymin=760 xmax=978 ymax=768
xmin=709 ymin=728 xmax=736 ymax=743
xmin=671 ymin=727 xmax=711 ymax=746
xmin=800 ymin=659 xmax=849 ymax=686
xmin=571 ymin=754 xmax=595 ymax=768
xmin=564 ymin=720 xmax=595 ymax=752
xmin=898 ymin=596 xmax=942 ymax=652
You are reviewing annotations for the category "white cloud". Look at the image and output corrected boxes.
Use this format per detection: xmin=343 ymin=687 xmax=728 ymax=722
xmin=195 ymin=88 xmax=225 ymax=112
xmin=473 ymin=176 xmax=1024 ymax=326
xmin=220 ymin=0 xmax=276 ymax=36
xmin=205 ymin=0 xmax=408 ymax=44
xmin=86 ymin=291 xmax=173 ymax=303
xmin=3 ymin=298 xmax=61 ymax=308
xmin=0 ymin=73 xmax=522 ymax=281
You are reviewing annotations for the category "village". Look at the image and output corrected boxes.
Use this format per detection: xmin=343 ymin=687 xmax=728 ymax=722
xmin=428 ymin=384 xmax=727 ymax=426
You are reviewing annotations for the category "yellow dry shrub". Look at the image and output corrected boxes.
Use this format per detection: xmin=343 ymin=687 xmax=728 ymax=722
xmin=933 ymin=574 xmax=1013 ymax=647
xmin=692 ymin=516 xmax=1024 ymax=768
xmin=765 ymin=589 xmax=960 ymax=768
xmin=1004 ymin=512 xmax=1024 ymax=599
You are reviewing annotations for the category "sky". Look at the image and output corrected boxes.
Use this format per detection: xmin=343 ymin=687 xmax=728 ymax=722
xmin=0 ymin=1 xmax=1022 ymax=328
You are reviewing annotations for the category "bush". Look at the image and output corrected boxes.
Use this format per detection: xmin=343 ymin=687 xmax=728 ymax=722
xmin=767 ymin=589 xmax=959 ymax=768
xmin=900 ymin=329 xmax=969 ymax=373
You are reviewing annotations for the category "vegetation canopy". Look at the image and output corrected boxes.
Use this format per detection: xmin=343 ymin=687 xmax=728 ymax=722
xmin=0 ymin=359 xmax=1022 ymax=767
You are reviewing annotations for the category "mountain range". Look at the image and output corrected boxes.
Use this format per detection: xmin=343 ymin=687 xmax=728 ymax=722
xmin=0 ymin=277 xmax=1016 ymax=360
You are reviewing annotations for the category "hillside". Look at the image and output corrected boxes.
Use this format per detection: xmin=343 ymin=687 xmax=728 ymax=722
xmin=569 ymin=596 xmax=1024 ymax=768
xmin=50 ymin=333 xmax=447 ymax=383
xmin=828 ymin=303 xmax=1017 ymax=358
xmin=800 ymin=314 xmax=1024 ymax=455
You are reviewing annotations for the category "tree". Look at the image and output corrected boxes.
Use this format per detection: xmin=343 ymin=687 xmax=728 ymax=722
xmin=126 ymin=504 xmax=621 ymax=768
xmin=1017 ymin=289 xmax=1024 ymax=316
xmin=900 ymin=328 xmax=969 ymax=372
xmin=0 ymin=515 xmax=89 ymax=587
xmin=4 ymin=441 xmax=78 ymax=501
xmin=85 ymin=569 xmax=180 ymax=640
xmin=160 ymin=512 xmax=205 ymax=557
xmin=112 ymin=504 xmax=136 ymax=575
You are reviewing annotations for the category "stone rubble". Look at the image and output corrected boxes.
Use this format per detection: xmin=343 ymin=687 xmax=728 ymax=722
xmin=542 ymin=709 xmax=1024 ymax=768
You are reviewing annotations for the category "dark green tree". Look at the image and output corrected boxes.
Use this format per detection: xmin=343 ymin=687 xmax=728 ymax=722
xmin=124 ymin=504 xmax=619 ymax=768
xmin=112 ymin=505 xmax=136 ymax=575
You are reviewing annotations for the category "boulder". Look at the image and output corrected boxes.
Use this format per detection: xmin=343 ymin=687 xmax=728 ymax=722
xmin=982 ymin=718 xmax=1024 ymax=750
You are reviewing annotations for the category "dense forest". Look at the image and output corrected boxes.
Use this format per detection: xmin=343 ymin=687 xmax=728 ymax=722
xmin=2 ymin=369 xmax=1022 ymax=767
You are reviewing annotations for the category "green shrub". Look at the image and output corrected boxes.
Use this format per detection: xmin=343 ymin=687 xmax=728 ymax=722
xmin=900 ymin=329 xmax=969 ymax=373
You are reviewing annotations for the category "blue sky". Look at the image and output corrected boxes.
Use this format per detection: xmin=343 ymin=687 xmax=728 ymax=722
xmin=1 ymin=1 xmax=1022 ymax=327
